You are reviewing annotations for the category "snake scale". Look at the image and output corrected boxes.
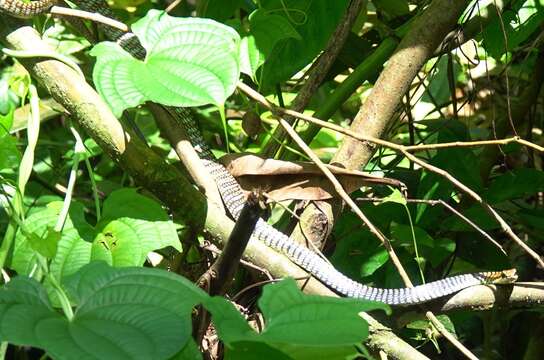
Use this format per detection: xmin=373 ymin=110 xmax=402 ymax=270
xmin=0 ymin=0 xmax=518 ymax=305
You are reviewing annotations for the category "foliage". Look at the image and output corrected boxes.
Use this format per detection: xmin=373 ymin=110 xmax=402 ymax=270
xmin=92 ymin=11 xmax=241 ymax=116
xmin=1 ymin=0 xmax=544 ymax=359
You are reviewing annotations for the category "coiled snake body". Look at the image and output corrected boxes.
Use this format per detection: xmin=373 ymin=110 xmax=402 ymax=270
xmin=0 ymin=0 xmax=518 ymax=305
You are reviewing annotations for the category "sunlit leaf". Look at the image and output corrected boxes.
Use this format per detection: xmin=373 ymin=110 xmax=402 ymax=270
xmin=91 ymin=10 xmax=240 ymax=116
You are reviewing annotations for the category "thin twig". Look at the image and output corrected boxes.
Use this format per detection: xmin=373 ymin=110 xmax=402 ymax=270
xmin=426 ymin=311 xmax=479 ymax=360
xmin=165 ymin=0 xmax=183 ymax=13
xmin=357 ymin=197 xmax=506 ymax=255
xmin=403 ymin=136 xmax=544 ymax=153
xmin=241 ymin=83 xmax=484 ymax=359
xmin=50 ymin=6 xmax=129 ymax=32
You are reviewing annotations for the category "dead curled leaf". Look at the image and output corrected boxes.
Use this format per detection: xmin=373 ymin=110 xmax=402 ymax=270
xmin=219 ymin=153 xmax=395 ymax=202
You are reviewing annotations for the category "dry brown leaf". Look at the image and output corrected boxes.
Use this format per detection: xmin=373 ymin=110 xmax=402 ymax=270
xmin=219 ymin=153 xmax=395 ymax=202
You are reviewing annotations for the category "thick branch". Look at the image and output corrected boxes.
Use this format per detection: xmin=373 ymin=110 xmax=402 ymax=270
xmin=429 ymin=282 xmax=544 ymax=313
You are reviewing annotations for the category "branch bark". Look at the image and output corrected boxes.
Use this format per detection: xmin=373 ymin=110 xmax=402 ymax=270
xmin=428 ymin=282 xmax=544 ymax=313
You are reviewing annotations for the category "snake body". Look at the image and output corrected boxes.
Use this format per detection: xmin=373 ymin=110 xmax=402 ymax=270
xmin=0 ymin=0 xmax=518 ymax=305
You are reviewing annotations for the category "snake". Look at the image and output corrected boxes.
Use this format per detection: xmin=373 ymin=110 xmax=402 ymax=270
xmin=0 ymin=0 xmax=519 ymax=305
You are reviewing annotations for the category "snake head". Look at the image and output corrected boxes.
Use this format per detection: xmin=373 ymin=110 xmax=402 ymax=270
xmin=493 ymin=269 xmax=518 ymax=284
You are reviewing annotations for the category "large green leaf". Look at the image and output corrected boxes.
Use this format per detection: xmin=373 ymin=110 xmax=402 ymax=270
xmin=91 ymin=10 xmax=240 ymax=116
xmin=258 ymin=0 xmax=350 ymax=91
xmin=207 ymin=279 xmax=389 ymax=359
xmin=96 ymin=188 xmax=181 ymax=265
xmin=0 ymin=262 xmax=206 ymax=360
xmin=485 ymin=168 xmax=544 ymax=203
xmin=12 ymin=189 xmax=181 ymax=279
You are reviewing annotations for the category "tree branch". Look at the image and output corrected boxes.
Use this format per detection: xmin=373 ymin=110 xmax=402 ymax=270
xmin=432 ymin=282 xmax=544 ymax=312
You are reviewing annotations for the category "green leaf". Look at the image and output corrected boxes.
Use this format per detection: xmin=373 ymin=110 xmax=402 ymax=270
xmin=13 ymin=189 xmax=181 ymax=280
xmin=91 ymin=10 xmax=240 ymax=117
xmin=381 ymin=188 xmax=407 ymax=206
xmin=0 ymin=110 xmax=13 ymax=137
xmin=391 ymin=223 xmax=434 ymax=248
xmin=440 ymin=205 xmax=499 ymax=232
xmin=485 ymin=168 xmax=544 ymax=203
xmin=483 ymin=10 xmax=516 ymax=58
xmin=197 ymin=0 xmax=244 ymax=21
xmin=0 ymin=76 xmax=18 ymax=120
xmin=415 ymin=120 xmax=481 ymax=227
xmin=239 ymin=36 xmax=265 ymax=79
xmin=435 ymin=314 xmax=456 ymax=336
xmin=331 ymin=205 xmax=406 ymax=280
xmin=0 ymin=276 xmax=63 ymax=345
xmin=0 ymin=262 xmax=207 ymax=360
xmin=360 ymin=248 xmax=389 ymax=277
xmin=13 ymin=201 xmax=94 ymax=278
xmin=204 ymin=296 xmax=258 ymax=344
xmin=260 ymin=280 xmax=379 ymax=343
xmin=0 ymin=135 xmax=20 ymax=171
xmin=483 ymin=1 xmax=544 ymax=58
xmin=24 ymin=226 xmax=61 ymax=259
xmin=225 ymin=342 xmax=291 ymax=360
xmin=249 ymin=9 xmax=301 ymax=55
xmin=518 ymin=208 xmax=544 ymax=230
xmin=240 ymin=9 xmax=302 ymax=80
xmin=258 ymin=0 xmax=350 ymax=91
xmin=96 ymin=188 xmax=181 ymax=265
xmin=258 ymin=279 xmax=387 ymax=358
xmin=421 ymin=57 xmax=461 ymax=106
xmin=208 ymin=279 xmax=387 ymax=359
xmin=169 ymin=338 xmax=202 ymax=360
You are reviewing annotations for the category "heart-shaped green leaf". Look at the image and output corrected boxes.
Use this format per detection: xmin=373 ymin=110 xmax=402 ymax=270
xmin=0 ymin=262 xmax=207 ymax=360
xmin=91 ymin=10 xmax=240 ymax=117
